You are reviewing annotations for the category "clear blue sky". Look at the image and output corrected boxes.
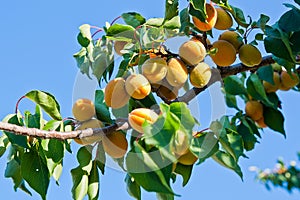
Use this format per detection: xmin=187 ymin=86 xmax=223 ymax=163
xmin=0 ymin=0 xmax=299 ymax=199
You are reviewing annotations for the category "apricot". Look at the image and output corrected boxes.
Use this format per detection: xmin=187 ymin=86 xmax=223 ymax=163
xmin=102 ymin=131 xmax=128 ymax=158
xmin=192 ymin=3 xmax=217 ymax=32
xmin=104 ymin=77 xmax=130 ymax=109
xmin=114 ymin=41 xmax=127 ymax=56
xmin=74 ymin=119 xmax=103 ymax=145
xmin=172 ymin=130 xmax=189 ymax=156
xmin=218 ymin=31 xmax=244 ymax=52
xmin=263 ymin=72 xmax=281 ymax=93
xmin=214 ymin=7 xmax=233 ymax=30
xmin=238 ymin=44 xmax=262 ymax=67
xmin=279 ymin=71 xmax=299 ymax=90
xmin=72 ymin=98 xmax=96 ymax=121
xmin=142 ymin=57 xmax=168 ymax=83
xmin=125 ymin=74 xmax=151 ymax=99
xmin=166 ymin=58 xmax=188 ymax=87
xmin=189 ymin=62 xmax=212 ymax=88
xmin=128 ymin=108 xmax=159 ymax=133
xmin=178 ymin=39 xmax=206 ymax=66
xmin=245 ymin=100 xmax=263 ymax=121
xmin=156 ymin=82 xmax=179 ymax=101
xmin=256 ymin=117 xmax=267 ymax=128
xmin=177 ymin=149 xmax=198 ymax=165
xmin=210 ymin=40 xmax=236 ymax=67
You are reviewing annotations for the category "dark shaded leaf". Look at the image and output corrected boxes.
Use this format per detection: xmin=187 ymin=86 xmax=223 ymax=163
xmin=71 ymin=166 xmax=88 ymax=200
xmin=88 ymin=161 xmax=99 ymax=200
xmin=164 ymin=0 xmax=179 ymax=22
xmin=224 ymin=75 xmax=247 ymax=95
xmin=263 ymin=106 xmax=285 ymax=136
xmin=174 ymin=163 xmax=193 ymax=186
xmin=122 ymin=12 xmax=146 ymax=28
xmin=279 ymin=8 xmax=300 ymax=32
xmin=125 ymin=174 xmax=141 ymax=200
xmin=257 ymin=65 xmax=274 ymax=84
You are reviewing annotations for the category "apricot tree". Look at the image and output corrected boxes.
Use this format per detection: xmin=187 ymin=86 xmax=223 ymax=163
xmin=0 ymin=0 xmax=300 ymax=199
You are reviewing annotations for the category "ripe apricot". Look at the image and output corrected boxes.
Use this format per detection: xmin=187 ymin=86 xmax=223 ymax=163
xmin=177 ymin=149 xmax=198 ymax=165
xmin=105 ymin=77 xmax=130 ymax=109
xmin=142 ymin=57 xmax=168 ymax=83
xmin=128 ymin=108 xmax=159 ymax=133
xmin=172 ymin=130 xmax=189 ymax=156
xmin=279 ymin=70 xmax=299 ymax=90
xmin=125 ymin=74 xmax=151 ymax=99
xmin=74 ymin=119 xmax=103 ymax=145
xmin=189 ymin=62 xmax=212 ymax=88
xmin=166 ymin=58 xmax=188 ymax=87
xmin=178 ymin=39 xmax=206 ymax=66
xmin=192 ymin=3 xmax=217 ymax=32
xmin=245 ymin=100 xmax=263 ymax=121
xmin=72 ymin=98 xmax=96 ymax=121
xmin=214 ymin=7 xmax=233 ymax=30
xmin=210 ymin=40 xmax=236 ymax=67
xmin=156 ymin=82 xmax=179 ymax=101
xmin=263 ymin=72 xmax=281 ymax=93
xmin=256 ymin=117 xmax=267 ymax=128
xmin=114 ymin=41 xmax=127 ymax=55
xmin=238 ymin=44 xmax=262 ymax=67
xmin=218 ymin=31 xmax=244 ymax=52
xmin=102 ymin=131 xmax=128 ymax=158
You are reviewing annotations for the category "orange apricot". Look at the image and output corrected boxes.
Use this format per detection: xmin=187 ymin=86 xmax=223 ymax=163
xmin=210 ymin=40 xmax=236 ymax=67
xmin=189 ymin=62 xmax=212 ymax=88
xmin=102 ymin=131 xmax=128 ymax=158
xmin=72 ymin=98 xmax=96 ymax=121
xmin=74 ymin=119 xmax=103 ymax=145
xmin=238 ymin=44 xmax=262 ymax=67
xmin=142 ymin=57 xmax=168 ymax=83
xmin=105 ymin=77 xmax=130 ymax=109
xmin=192 ymin=3 xmax=217 ymax=32
xmin=166 ymin=58 xmax=188 ymax=87
xmin=128 ymin=108 xmax=159 ymax=133
xmin=125 ymin=74 xmax=151 ymax=99
xmin=178 ymin=39 xmax=206 ymax=66
xmin=245 ymin=100 xmax=263 ymax=121
xmin=214 ymin=7 xmax=233 ymax=30
xmin=218 ymin=31 xmax=244 ymax=52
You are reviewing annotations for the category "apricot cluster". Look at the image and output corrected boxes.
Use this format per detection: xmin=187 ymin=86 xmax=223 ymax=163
xmin=245 ymin=100 xmax=267 ymax=128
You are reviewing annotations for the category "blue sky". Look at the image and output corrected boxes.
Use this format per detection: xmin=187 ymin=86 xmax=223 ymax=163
xmin=0 ymin=0 xmax=299 ymax=199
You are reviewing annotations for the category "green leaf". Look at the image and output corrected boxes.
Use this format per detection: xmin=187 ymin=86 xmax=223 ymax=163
xmin=179 ymin=8 xmax=191 ymax=35
xmin=25 ymin=90 xmax=62 ymax=120
xmin=145 ymin=18 xmax=164 ymax=27
xmin=77 ymin=24 xmax=92 ymax=47
xmin=94 ymin=90 xmax=112 ymax=123
xmin=24 ymin=106 xmax=42 ymax=129
xmin=122 ymin=12 xmax=146 ymax=28
xmin=53 ymin=163 xmax=63 ymax=184
xmin=164 ymin=0 xmax=179 ymax=22
xmin=224 ymin=75 xmax=247 ymax=95
xmin=71 ymin=166 xmax=89 ymax=200
xmin=88 ymin=161 xmax=99 ymax=200
xmin=163 ymin=16 xmax=181 ymax=29
xmin=229 ymin=5 xmax=249 ymax=28
xmin=225 ymin=93 xmax=239 ymax=110
xmin=169 ymin=102 xmax=195 ymax=130
xmin=189 ymin=0 xmax=206 ymax=22
xmin=254 ymin=14 xmax=270 ymax=30
xmin=257 ymin=65 xmax=274 ymax=84
xmin=21 ymin=151 xmax=50 ymax=200
xmin=219 ymin=130 xmax=244 ymax=162
xmin=95 ymin=142 xmax=106 ymax=175
xmin=77 ymin=146 xmax=93 ymax=173
xmin=279 ymin=8 xmax=300 ymax=32
xmin=106 ymin=24 xmax=135 ymax=40
xmin=295 ymin=0 xmax=300 ymax=5
xmin=174 ymin=162 xmax=193 ymax=186
xmin=237 ymin=122 xmax=257 ymax=151
xmin=156 ymin=192 xmax=175 ymax=200
xmin=263 ymin=106 xmax=285 ymax=136
xmin=73 ymin=48 xmax=91 ymax=78
xmin=0 ymin=134 xmax=9 ymax=158
xmin=125 ymin=174 xmax=141 ymax=200
xmin=290 ymin=31 xmax=300 ymax=53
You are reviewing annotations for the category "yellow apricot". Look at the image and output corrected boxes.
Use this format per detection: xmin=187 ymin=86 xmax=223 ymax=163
xmin=104 ymin=77 xmax=130 ymax=109
xmin=189 ymin=62 xmax=212 ymax=88
xmin=125 ymin=74 xmax=151 ymax=99
xmin=214 ymin=7 xmax=233 ymax=30
xmin=263 ymin=72 xmax=281 ymax=93
xmin=128 ymin=108 xmax=159 ymax=133
xmin=210 ymin=40 xmax=236 ymax=67
xmin=74 ymin=119 xmax=103 ymax=145
xmin=142 ymin=57 xmax=168 ymax=83
xmin=179 ymin=40 xmax=206 ymax=66
xmin=102 ymin=131 xmax=128 ymax=158
xmin=166 ymin=58 xmax=188 ymax=87
xmin=114 ymin=41 xmax=127 ymax=55
xmin=172 ymin=130 xmax=189 ymax=156
xmin=279 ymin=70 xmax=299 ymax=90
xmin=238 ymin=44 xmax=262 ymax=67
xmin=192 ymin=3 xmax=217 ymax=32
xmin=72 ymin=98 xmax=96 ymax=121
xmin=256 ymin=117 xmax=267 ymax=128
xmin=177 ymin=149 xmax=198 ymax=165
xmin=218 ymin=31 xmax=244 ymax=52
xmin=245 ymin=100 xmax=263 ymax=121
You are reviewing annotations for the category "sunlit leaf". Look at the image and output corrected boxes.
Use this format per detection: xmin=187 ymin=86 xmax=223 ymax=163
xmin=125 ymin=174 xmax=141 ymax=200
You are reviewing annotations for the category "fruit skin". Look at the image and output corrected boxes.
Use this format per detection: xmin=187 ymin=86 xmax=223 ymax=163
xmin=114 ymin=41 xmax=127 ymax=55
xmin=72 ymin=98 xmax=96 ymax=121
xmin=125 ymin=74 xmax=151 ymax=99
xmin=172 ymin=130 xmax=189 ymax=156
xmin=179 ymin=39 xmax=206 ymax=66
xmin=128 ymin=108 xmax=159 ymax=133
xmin=263 ymin=72 xmax=281 ymax=93
xmin=189 ymin=62 xmax=212 ymax=88
xmin=245 ymin=100 xmax=263 ymax=121
xmin=218 ymin=31 xmax=244 ymax=52
xmin=102 ymin=131 xmax=128 ymax=158
xmin=279 ymin=71 xmax=299 ymax=90
xmin=256 ymin=117 xmax=267 ymax=128
xmin=177 ymin=149 xmax=198 ymax=165
xmin=142 ymin=57 xmax=168 ymax=83
xmin=166 ymin=58 xmax=188 ymax=87
xmin=238 ymin=44 xmax=262 ymax=67
xmin=210 ymin=40 xmax=236 ymax=67
xmin=105 ymin=77 xmax=130 ymax=109
xmin=74 ymin=119 xmax=103 ymax=145
xmin=214 ymin=7 xmax=233 ymax=30
xmin=156 ymin=81 xmax=179 ymax=101
xmin=192 ymin=3 xmax=217 ymax=32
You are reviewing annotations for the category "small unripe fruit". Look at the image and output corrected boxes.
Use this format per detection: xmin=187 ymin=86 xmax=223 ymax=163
xmin=142 ymin=57 xmax=168 ymax=83
xmin=105 ymin=77 xmax=130 ymax=109
xmin=245 ymin=100 xmax=263 ymax=121
xmin=128 ymin=108 xmax=159 ymax=133
xmin=218 ymin=31 xmax=244 ymax=52
xmin=172 ymin=130 xmax=189 ymax=156
xmin=166 ymin=58 xmax=188 ymax=87
xmin=179 ymin=40 xmax=206 ymax=66
xmin=263 ymin=72 xmax=281 ymax=93
xmin=114 ymin=41 xmax=127 ymax=55
xmin=125 ymin=74 xmax=151 ymax=99
xmin=102 ymin=131 xmax=128 ymax=158
xmin=192 ymin=3 xmax=217 ymax=32
xmin=72 ymin=98 xmax=96 ymax=121
xmin=279 ymin=71 xmax=299 ymax=90
xmin=177 ymin=149 xmax=198 ymax=165
xmin=74 ymin=119 xmax=103 ymax=145
xmin=210 ymin=40 xmax=236 ymax=67
xmin=238 ymin=44 xmax=262 ymax=67
xmin=214 ymin=7 xmax=233 ymax=30
xmin=189 ymin=62 xmax=212 ymax=88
